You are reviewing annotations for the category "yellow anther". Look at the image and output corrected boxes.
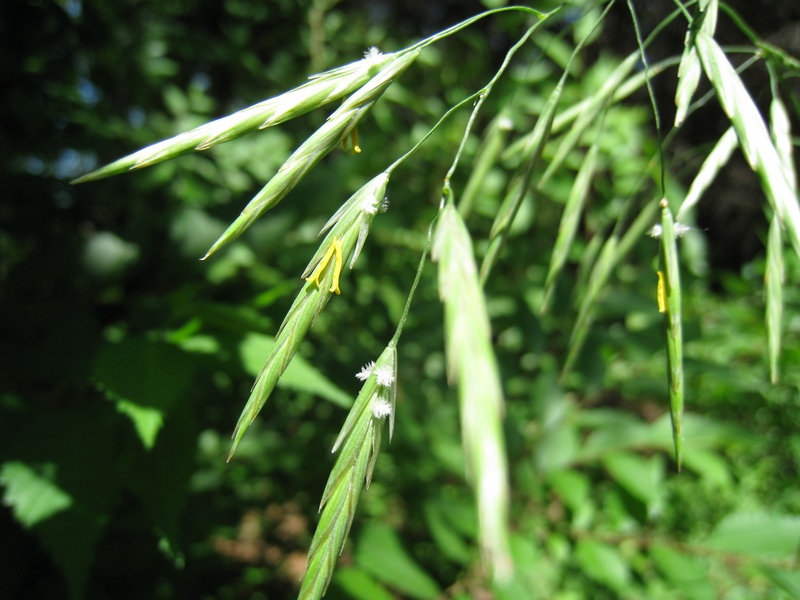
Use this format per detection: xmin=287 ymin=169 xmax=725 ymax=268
xmin=306 ymin=237 xmax=344 ymax=295
xmin=341 ymin=127 xmax=361 ymax=154
xmin=657 ymin=271 xmax=667 ymax=313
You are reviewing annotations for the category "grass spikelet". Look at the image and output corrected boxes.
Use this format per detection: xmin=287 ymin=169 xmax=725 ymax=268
xmin=766 ymin=215 xmax=784 ymax=384
xmin=299 ymin=346 xmax=396 ymax=600
xmin=203 ymin=50 xmax=419 ymax=259
xmin=228 ymin=176 xmax=389 ymax=460
xmin=562 ymin=232 xmax=618 ymax=379
xmin=764 ymin=90 xmax=795 ymax=384
xmin=71 ymin=49 xmax=396 ymax=184
xmin=539 ymin=51 xmax=638 ymax=188
xmin=481 ymin=3 xmax=614 ymax=284
xmin=457 ymin=113 xmax=513 ymax=219
xmin=432 ymin=203 xmax=511 ymax=581
xmin=675 ymin=126 xmax=737 ymax=222
xmin=658 ymin=199 xmax=684 ymax=469
xmin=694 ymin=31 xmax=800 ymax=261
xmin=674 ymin=0 xmax=718 ymax=127
xmin=542 ymin=143 xmax=598 ymax=312
xmin=479 ymin=76 xmax=563 ymax=283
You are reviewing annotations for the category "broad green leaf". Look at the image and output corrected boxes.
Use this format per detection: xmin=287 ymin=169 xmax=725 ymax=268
xmin=573 ymin=539 xmax=631 ymax=591
xmin=547 ymin=470 xmax=590 ymax=516
xmin=535 ymin=418 xmax=580 ymax=472
xmin=239 ymin=332 xmax=351 ymax=408
xmin=650 ymin=543 xmax=715 ymax=600
xmin=704 ymin=511 xmax=800 ymax=558
xmin=603 ymin=451 xmax=665 ymax=517
xmin=494 ymin=534 xmax=549 ymax=600
xmin=115 ymin=400 xmax=164 ymax=450
xmin=1 ymin=403 xmax=128 ymax=600
xmin=0 ymin=461 xmax=73 ymax=527
xmin=355 ymin=521 xmax=441 ymax=599
xmin=332 ymin=568 xmax=394 ymax=600
xmin=762 ymin=568 xmax=800 ymax=598
xmin=578 ymin=413 xmax=672 ymax=461
xmin=94 ymin=337 xmax=194 ymax=448
xmin=679 ymin=449 xmax=732 ymax=488
xmin=424 ymin=500 xmax=473 ymax=564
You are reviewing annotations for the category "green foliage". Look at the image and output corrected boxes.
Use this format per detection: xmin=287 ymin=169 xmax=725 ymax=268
xmin=2 ymin=1 xmax=799 ymax=599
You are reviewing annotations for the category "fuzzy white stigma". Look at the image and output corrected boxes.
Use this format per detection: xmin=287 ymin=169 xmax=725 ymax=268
xmin=649 ymin=222 xmax=692 ymax=239
xmin=371 ymin=396 xmax=392 ymax=419
xmin=374 ymin=365 xmax=395 ymax=387
xmin=360 ymin=195 xmax=379 ymax=215
xmin=356 ymin=361 xmax=375 ymax=381
xmin=363 ymin=47 xmax=382 ymax=62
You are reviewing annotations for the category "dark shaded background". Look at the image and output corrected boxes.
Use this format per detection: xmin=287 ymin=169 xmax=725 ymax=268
xmin=1 ymin=1 xmax=799 ymax=599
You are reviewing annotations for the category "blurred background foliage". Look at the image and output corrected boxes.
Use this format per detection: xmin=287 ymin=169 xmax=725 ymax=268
xmin=1 ymin=0 xmax=799 ymax=598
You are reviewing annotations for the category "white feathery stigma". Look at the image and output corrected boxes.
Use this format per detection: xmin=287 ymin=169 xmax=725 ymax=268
xmin=356 ymin=361 xmax=375 ymax=381
xmin=360 ymin=195 xmax=379 ymax=215
xmin=374 ymin=365 xmax=395 ymax=387
xmin=649 ymin=222 xmax=692 ymax=239
xmin=371 ymin=396 xmax=392 ymax=419
xmin=363 ymin=47 xmax=382 ymax=62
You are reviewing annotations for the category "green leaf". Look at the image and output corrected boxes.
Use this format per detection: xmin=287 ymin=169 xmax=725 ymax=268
xmin=424 ymin=499 xmax=473 ymax=564
xmin=332 ymin=568 xmax=395 ymax=600
xmin=547 ymin=469 xmax=590 ymax=515
xmin=0 ymin=461 xmax=73 ymax=527
xmin=704 ymin=511 xmax=800 ymax=558
xmin=603 ymin=451 xmax=664 ymax=516
xmin=355 ymin=521 xmax=441 ymax=599
xmin=650 ymin=543 xmax=715 ymax=600
xmin=573 ymin=538 xmax=631 ymax=591
xmin=761 ymin=567 xmax=800 ymax=598
xmin=1 ymin=403 xmax=128 ymax=600
xmin=494 ymin=533 xmax=549 ymax=600
xmin=94 ymin=337 xmax=194 ymax=449
xmin=680 ymin=449 xmax=732 ymax=488
xmin=115 ymin=400 xmax=164 ymax=450
xmin=239 ymin=333 xmax=352 ymax=408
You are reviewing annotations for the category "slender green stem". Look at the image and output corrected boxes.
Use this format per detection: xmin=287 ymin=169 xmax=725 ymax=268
xmin=442 ymin=10 xmax=560 ymax=197
xmin=627 ymin=0 xmax=666 ymax=198
xmin=718 ymin=2 xmax=760 ymax=43
xmin=670 ymin=0 xmax=694 ymax=22
xmin=384 ymin=7 xmax=561 ymax=348
xmin=385 ymin=92 xmax=483 ymax=175
xmin=389 ymin=216 xmax=438 ymax=348
xmin=478 ymin=0 xmax=615 ymax=285
xmin=406 ymin=5 xmax=546 ymax=54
